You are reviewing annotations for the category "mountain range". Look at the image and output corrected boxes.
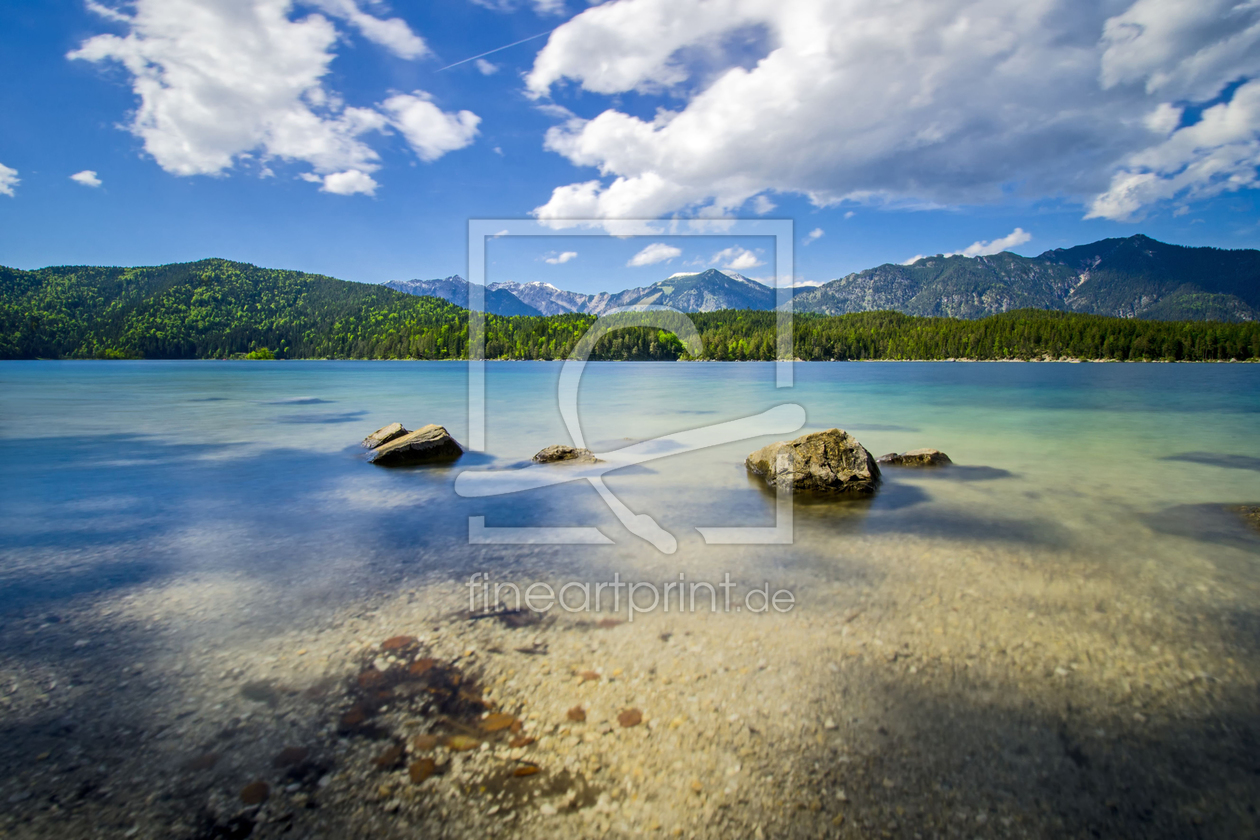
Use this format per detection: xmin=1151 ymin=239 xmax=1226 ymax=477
xmin=385 ymin=235 xmax=1259 ymax=322
xmin=382 ymin=276 xmax=544 ymax=317
xmin=792 ymin=235 xmax=1260 ymax=321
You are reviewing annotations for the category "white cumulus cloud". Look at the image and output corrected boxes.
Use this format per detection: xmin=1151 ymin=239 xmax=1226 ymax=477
xmin=381 ymin=93 xmax=481 ymax=162
xmin=0 ymin=163 xmax=20 ymax=197
xmin=475 ymin=59 xmax=499 ymax=75
xmin=70 ymin=170 xmax=103 ymax=187
xmin=949 ymin=227 xmax=1033 ymax=257
xmin=545 ymin=250 xmax=578 ymax=264
xmin=711 ymin=246 xmax=764 ymax=270
xmin=527 ymin=0 xmax=1260 ymax=226
xmin=69 ymin=0 xmax=475 ymax=194
xmin=627 ymin=242 xmax=682 ymax=266
xmin=804 ymin=227 xmax=823 ymax=244
xmin=302 ymin=169 xmax=379 ymax=195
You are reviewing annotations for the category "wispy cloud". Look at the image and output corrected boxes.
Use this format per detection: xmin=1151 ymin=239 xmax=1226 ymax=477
xmin=545 ymin=250 xmax=577 ymax=264
xmin=903 ymin=227 xmax=1034 ymax=265
xmin=804 ymin=227 xmax=823 ymax=245
xmin=949 ymin=227 xmax=1032 ymax=257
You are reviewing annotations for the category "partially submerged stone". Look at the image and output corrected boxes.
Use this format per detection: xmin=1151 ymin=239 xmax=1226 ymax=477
xmin=362 ymin=422 xmax=408 ymax=449
xmin=368 ymin=424 xmax=464 ymax=466
xmin=532 ymin=444 xmax=599 ymax=464
xmin=745 ymin=429 xmax=880 ymax=494
xmin=877 ymin=448 xmax=952 ymax=467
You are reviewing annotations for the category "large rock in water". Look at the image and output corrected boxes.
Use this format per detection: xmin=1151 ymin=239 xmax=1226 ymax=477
xmin=362 ymin=422 xmax=408 ymax=449
xmin=745 ymin=429 xmax=880 ymax=494
xmin=877 ymin=448 xmax=952 ymax=467
xmin=533 ymin=445 xmax=599 ymax=464
xmin=368 ymin=425 xmax=464 ymax=466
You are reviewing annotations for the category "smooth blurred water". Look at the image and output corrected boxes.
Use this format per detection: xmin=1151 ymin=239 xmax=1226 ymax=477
xmin=1 ymin=360 xmax=1258 ymax=614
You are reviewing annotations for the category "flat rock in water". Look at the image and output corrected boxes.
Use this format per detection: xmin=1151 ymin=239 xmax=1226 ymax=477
xmin=412 ymin=733 xmax=441 ymax=751
xmin=372 ymin=744 xmax=404 ymax=768
xmin=380 ymin=635 xmax=416 ymax=651
xmin=368 ymin=425 xmax=464 ymax=466
xmin=481 ymin=712 xmax=517 ymax=732
xmin=362 ymin=422 xmax=408 ymax=449
xmin=446 ymin=735 xmax=480 ymax=752
xmin=877 ymin=448 xmax=952 ymax=467
xmin=239 ymin=781 xmax=269 ymax=806
xmin=271 ymin=746 xmax=309 ymax=768
xmin=746 ymin=429 xmax=880 ymax=494
xmin=182 ymin=752 xmax=220 ymax=772
xmin=532 ymin=445 xmax=599 ymax=463
xmin=409 ymin=758 xmax=437 ymax=784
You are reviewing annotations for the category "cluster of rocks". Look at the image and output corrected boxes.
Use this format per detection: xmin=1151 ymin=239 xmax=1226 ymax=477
xmin=362 ymin=422 xmax=953 ymax=501
xmin=362 ymin=425 xmax=602 ymax=469
xmin=745 ymin=429 xmax=952 ymax=495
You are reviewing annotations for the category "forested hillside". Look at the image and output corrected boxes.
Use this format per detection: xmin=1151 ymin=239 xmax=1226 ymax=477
xmin=0 ymin=259 xmax=471 ymax=360
xmin=2 ymin=259 xmax=1257 ymax=362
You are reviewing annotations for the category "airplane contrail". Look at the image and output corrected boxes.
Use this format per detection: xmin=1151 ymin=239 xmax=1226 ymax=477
xmin=437 ymin=28 xmax=558 ymax=72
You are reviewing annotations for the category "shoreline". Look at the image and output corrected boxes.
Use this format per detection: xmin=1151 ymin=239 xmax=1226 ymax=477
xmin=6 ymin=357 xmax=1259 ymax=364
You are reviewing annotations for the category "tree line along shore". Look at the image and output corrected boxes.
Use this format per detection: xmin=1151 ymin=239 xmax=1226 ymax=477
xmin=2 ymin=260 xmax=1257 ymax=362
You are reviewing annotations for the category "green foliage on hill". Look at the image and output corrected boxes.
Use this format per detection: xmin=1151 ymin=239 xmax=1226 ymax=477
xmin=0 ymin=259 xmax=472 ymax=360
xmin=2 ymin=259 xmax=1257 ymax=362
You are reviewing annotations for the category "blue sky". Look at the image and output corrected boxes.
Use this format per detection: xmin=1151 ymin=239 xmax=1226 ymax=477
xmin=1 ymin=0 xmax=1258 ymax=296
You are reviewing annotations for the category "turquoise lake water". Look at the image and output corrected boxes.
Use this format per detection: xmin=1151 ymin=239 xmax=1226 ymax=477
xmin=1 ymin=360 xmax=1257 ymax=613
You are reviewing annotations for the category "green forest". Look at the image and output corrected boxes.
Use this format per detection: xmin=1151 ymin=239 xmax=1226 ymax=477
xmin=2 ymin=259 xmax=1258 ymax=362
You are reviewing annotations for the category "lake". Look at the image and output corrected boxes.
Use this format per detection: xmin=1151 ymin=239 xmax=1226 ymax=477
xmin=1 ymin=360 xmax=1258 ymax=839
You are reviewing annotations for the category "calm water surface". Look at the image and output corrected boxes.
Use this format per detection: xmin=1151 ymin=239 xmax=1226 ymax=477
xmin=1 ymin=360 xmax=1257 ymax=614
